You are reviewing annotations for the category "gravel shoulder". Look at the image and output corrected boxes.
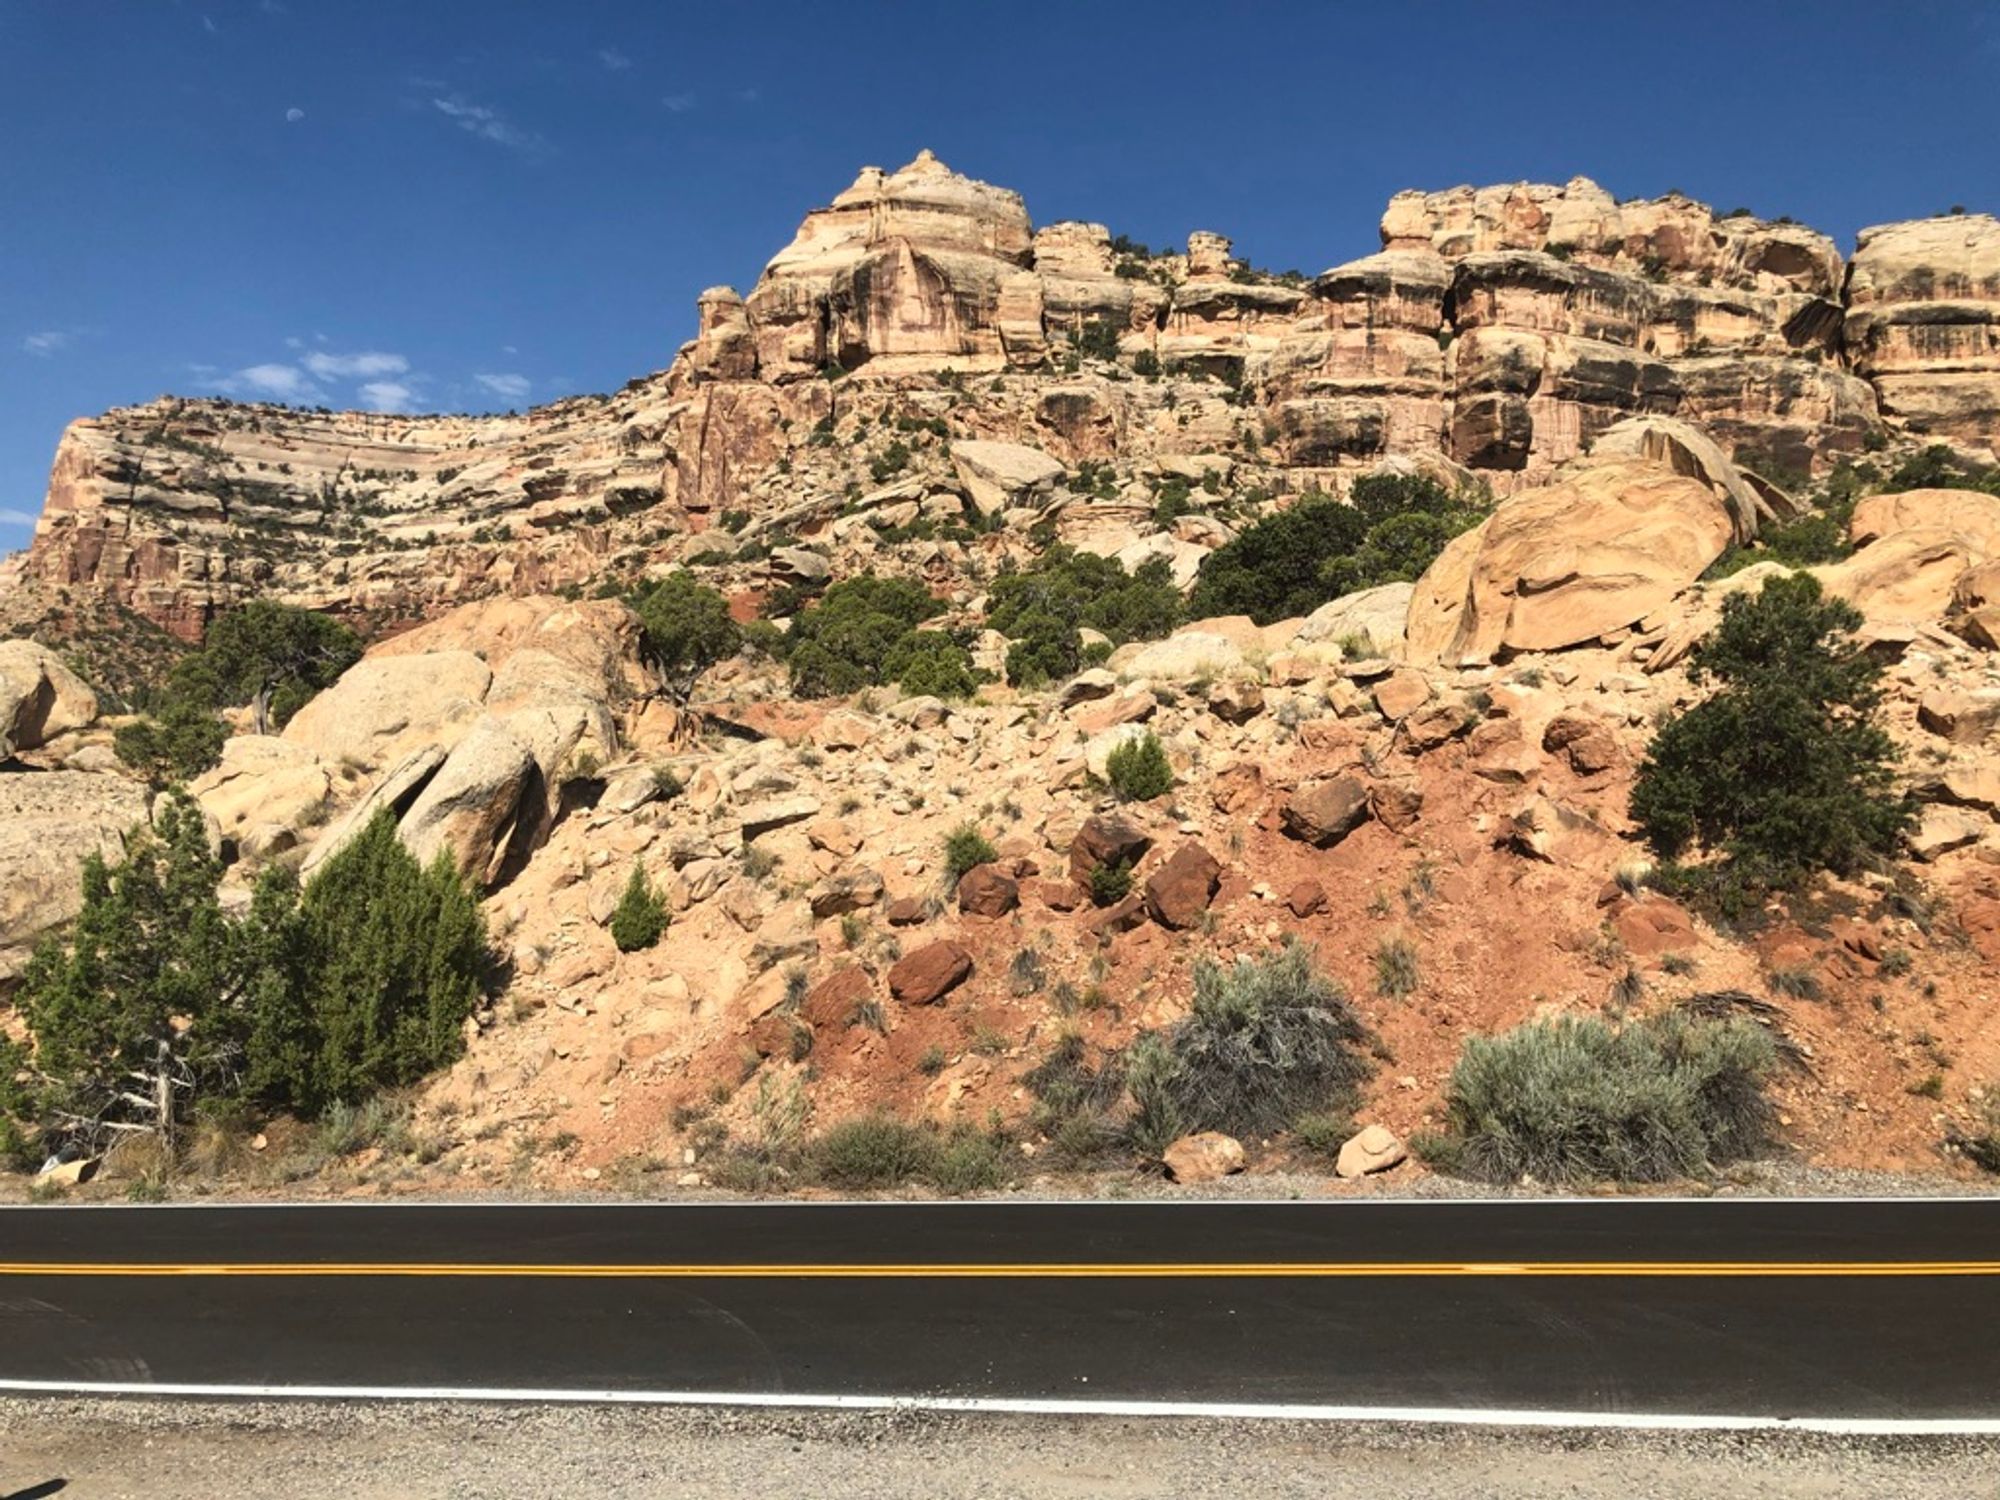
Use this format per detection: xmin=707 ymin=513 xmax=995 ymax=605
xmin=4 ymin=1399 xmax=1998 ymax=1500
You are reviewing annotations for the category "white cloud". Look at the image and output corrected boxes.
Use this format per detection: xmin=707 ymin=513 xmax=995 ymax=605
xmin=598 ymin=48 xmax=632 ymax=71
xmin=431 ymin=94 xmax=547 ymax=156
xmin=474 ymin=372 xmax=531 ymax=402
xmin=303 ymin=350 xmax=408 ymax=379
xmin=735 ymin=87 xmax=761 ymax=104
xmin=358 ymin=381 xmax=415 ymax=411
xmin=285 ymin=106 xmax=305 ymax=123
xmin=662 ymin=92 xmax=696 ymax=113
xmin=202 ymin=14 xmax=218 ymax=34
xmin=230 ymin=363 xmax=316 ymax=399
xmin=0 ymin=508 xmax=40 ymax=526
xmin=22 ymin=331 xmax=75 ymax=356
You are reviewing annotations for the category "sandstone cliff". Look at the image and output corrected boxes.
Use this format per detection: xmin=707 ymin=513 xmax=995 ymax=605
xmin=6 ymin=155 xmax=1994 ymax=644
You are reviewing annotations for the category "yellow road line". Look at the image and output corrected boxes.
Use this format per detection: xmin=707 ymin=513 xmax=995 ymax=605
xmin=1 ymin=1260 xmax=1998 ymax=1279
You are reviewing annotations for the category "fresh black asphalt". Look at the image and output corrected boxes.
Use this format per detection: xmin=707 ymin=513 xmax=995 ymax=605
xmin=2 ymin=1198 xmax=1996 ymax=1418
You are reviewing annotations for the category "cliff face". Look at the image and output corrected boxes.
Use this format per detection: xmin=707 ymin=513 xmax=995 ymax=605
xmin=5 ymin=152 xmax=1996 ymax=640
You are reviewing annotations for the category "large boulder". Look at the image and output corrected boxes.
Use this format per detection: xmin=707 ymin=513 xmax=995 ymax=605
xmin=950 ymin=439 xmax=1065 ymax=516
xmin=394 ymin=716 xmax=539 ymax=884
xmin=0 ymin=769 xmax=150 ymax=984
xmin=0 ymin=640 xmax=98 ymax=758
xmin=282 ymin=650 xmax=491 ymax=773
xmin=1145 ymin=842 xmax=1222 ymax=929
xmin=1817 ymin=530 xmax=1991 ymax=627
xmin=888 ymin=940 xmax=974 ymax=1006
xmin=1294 ymin=582 xmax=1415 ymax=656
xmin=1115 ymin=630 xmax=1247 ymax=682
xmin=188 ymin=735 xmax=336 ymax=861
xmin=1405 ymin=458 xmax=1734 ymax=663
xmin=1282 ymin=777 xmax=1372 ymax=847
xmin=300 ymin=745 xmax=447 ymax=877
xmin=1068 ymin=813 xmax=1152 ymax=884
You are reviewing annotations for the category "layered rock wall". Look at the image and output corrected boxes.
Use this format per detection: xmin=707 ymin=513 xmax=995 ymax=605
xmin=6 ymin=156 xmax=1995 ymax=641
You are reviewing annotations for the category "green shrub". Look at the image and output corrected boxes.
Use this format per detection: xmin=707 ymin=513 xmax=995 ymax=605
xmin=882 ymin=629 xmax=978 ymax=699
xmin=113 ymin=698 xmax=228 ymax=786
xmin=1426 ymin=1012 xmax=1777 ymax=1184
xmin=167 ymin=600 xmax=363 ymax=733
xmin=986 ymin=547 xmax=1182 ymax=687
xmin=632 ymin=571 xmax=741 ymax=703
xmin=610 ymin=863 xmax=667 ymax=953
xmin=1126 ymin=944 xmax=1372 ymax=1149
xmin=784 ymin=577 xmax=945 ymax=697
xmin=267 ymin=811 xmax=488 ymax=1113
xmin=1188 ymin=476 xmax=1485 ymax=625
xmin=1088 ymin=858 xmax=1135 ymax=907
xmin=1104 ymin=732 xmax=1174 ymax=801
xmin=1631 ymin=573 xmax=1911 ymax=909
xmin=943 ymin=824 xmax=998 ymax=881
xmin=809 ymin=1115 xmax=936 ymax=1188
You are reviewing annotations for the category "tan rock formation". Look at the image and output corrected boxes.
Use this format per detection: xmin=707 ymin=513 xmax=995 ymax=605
xmin=1405 ymin=458 xmax=1734 ymax=663
xmin=0 ymin=640 xmax=97 ymax=758
xmin=0 ymin=770 xmax=149 ymax=984
xmin=1845 ymin=214 xmax=2000 ymax=454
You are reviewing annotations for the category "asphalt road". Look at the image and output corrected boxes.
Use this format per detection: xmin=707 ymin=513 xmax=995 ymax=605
xmin=2 ymin=1198 xmax=1998 ymax=1427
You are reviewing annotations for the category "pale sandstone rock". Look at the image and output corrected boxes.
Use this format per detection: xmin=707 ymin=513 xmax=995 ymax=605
xmin=950 ymin=439 xmax=1065 ymax=516
xmin=283 ymin=651 xmax=492 ymax=773
xmin=1163 ymin=1131 xmax=1245 ymax=1182
xmin=1406 ymin=459 xmax=1732 ymax=663
xmin=1116 ymin=631 xmax=1246 ymax=681
xmin=0 ymin=769 xmax=150 ymax=984
xmin=188 ymin=735 xmax=334 ymax=861
xmin=1335 ymin=1124 xmax=1407 ymax=1179
xmin=397 ymin=716 xmax=539 ymax=884
xmin=0 ymin=639 xmax=97 ymax=757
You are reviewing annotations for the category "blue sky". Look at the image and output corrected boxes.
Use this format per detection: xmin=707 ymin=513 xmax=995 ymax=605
xmin=4 ymin=1 xmax=1997 ymax=554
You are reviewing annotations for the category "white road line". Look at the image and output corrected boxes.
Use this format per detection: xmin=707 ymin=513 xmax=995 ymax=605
xmin=0 ymin=1379 xmax=1994 ymax=1435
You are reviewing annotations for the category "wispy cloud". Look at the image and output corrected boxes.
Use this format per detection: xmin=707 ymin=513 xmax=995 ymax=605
xmin=598 ymin=48 xmax=632 ymax=71
xmin=431 ymin=93 xmax=548 ymax=156
xmin=474 ymin=372 xmax=531 ymax=402
xmin=202 ymin=14 xmax=219 ymax=34
xmin=22 ymin=330 xmax=78 ymax=357
xmin=303 ymin=350 xmax=408 ymax=379
xmin=224 ymin=363 xmax=320 ymax=401
xmin=735 ymin=87 xmax=761 ymax=104
xmin=662 ymin=92 xmax=696 ymax=113
xmin=0 ymin=507 xmax=40 ymax=526
xmin=358 ymin=381 xmax=416 ymax=411
xmin=285 ymin=106 xmax=305 ymax=123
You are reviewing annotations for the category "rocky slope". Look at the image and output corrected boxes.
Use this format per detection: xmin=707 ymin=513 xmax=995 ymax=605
xmin=5 ymin=153 xmax=1996 ymax=645
xmin=6 ymin=154 xmax=2000 ymax=1197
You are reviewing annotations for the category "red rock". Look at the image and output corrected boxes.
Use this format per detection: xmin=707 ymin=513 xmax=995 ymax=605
xmin=957 ymin=863 xmax=1020 ymax=918
xmin=801 ymin=964 xmax=874 ymax=1028
xmin=1038 ymin=879 xmax=1085 ymax=912
xmin=1403 ymin=700 xmax=1472 ymax=751
xmin=1068 ymin=813 xmax=1152 ymax=885
xmin=883 ymin=896 xmax=928 ymax=926
xmin=1543 ymin=710 xmax=1621 ymax=774
xmin=1084 ymin=893 xmax=1148 ymax=936
xmin=1368 ymin=778 xmax=1424 ymax=834
xmin=1145 ymin=842 xmax=1222 ymax=929
xmin=1613 ymin=897 xmax=1699 ymax=959
xmin=1281 ymin=776 xmax=1371 ymax=847
xmin=887 ymin=941 xmax=973 ymax=1005
xmin=1286 ymin=879 xmax=1328 ymax=918
xmin=746 ymin=1013 xmax=803 ymax=1059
